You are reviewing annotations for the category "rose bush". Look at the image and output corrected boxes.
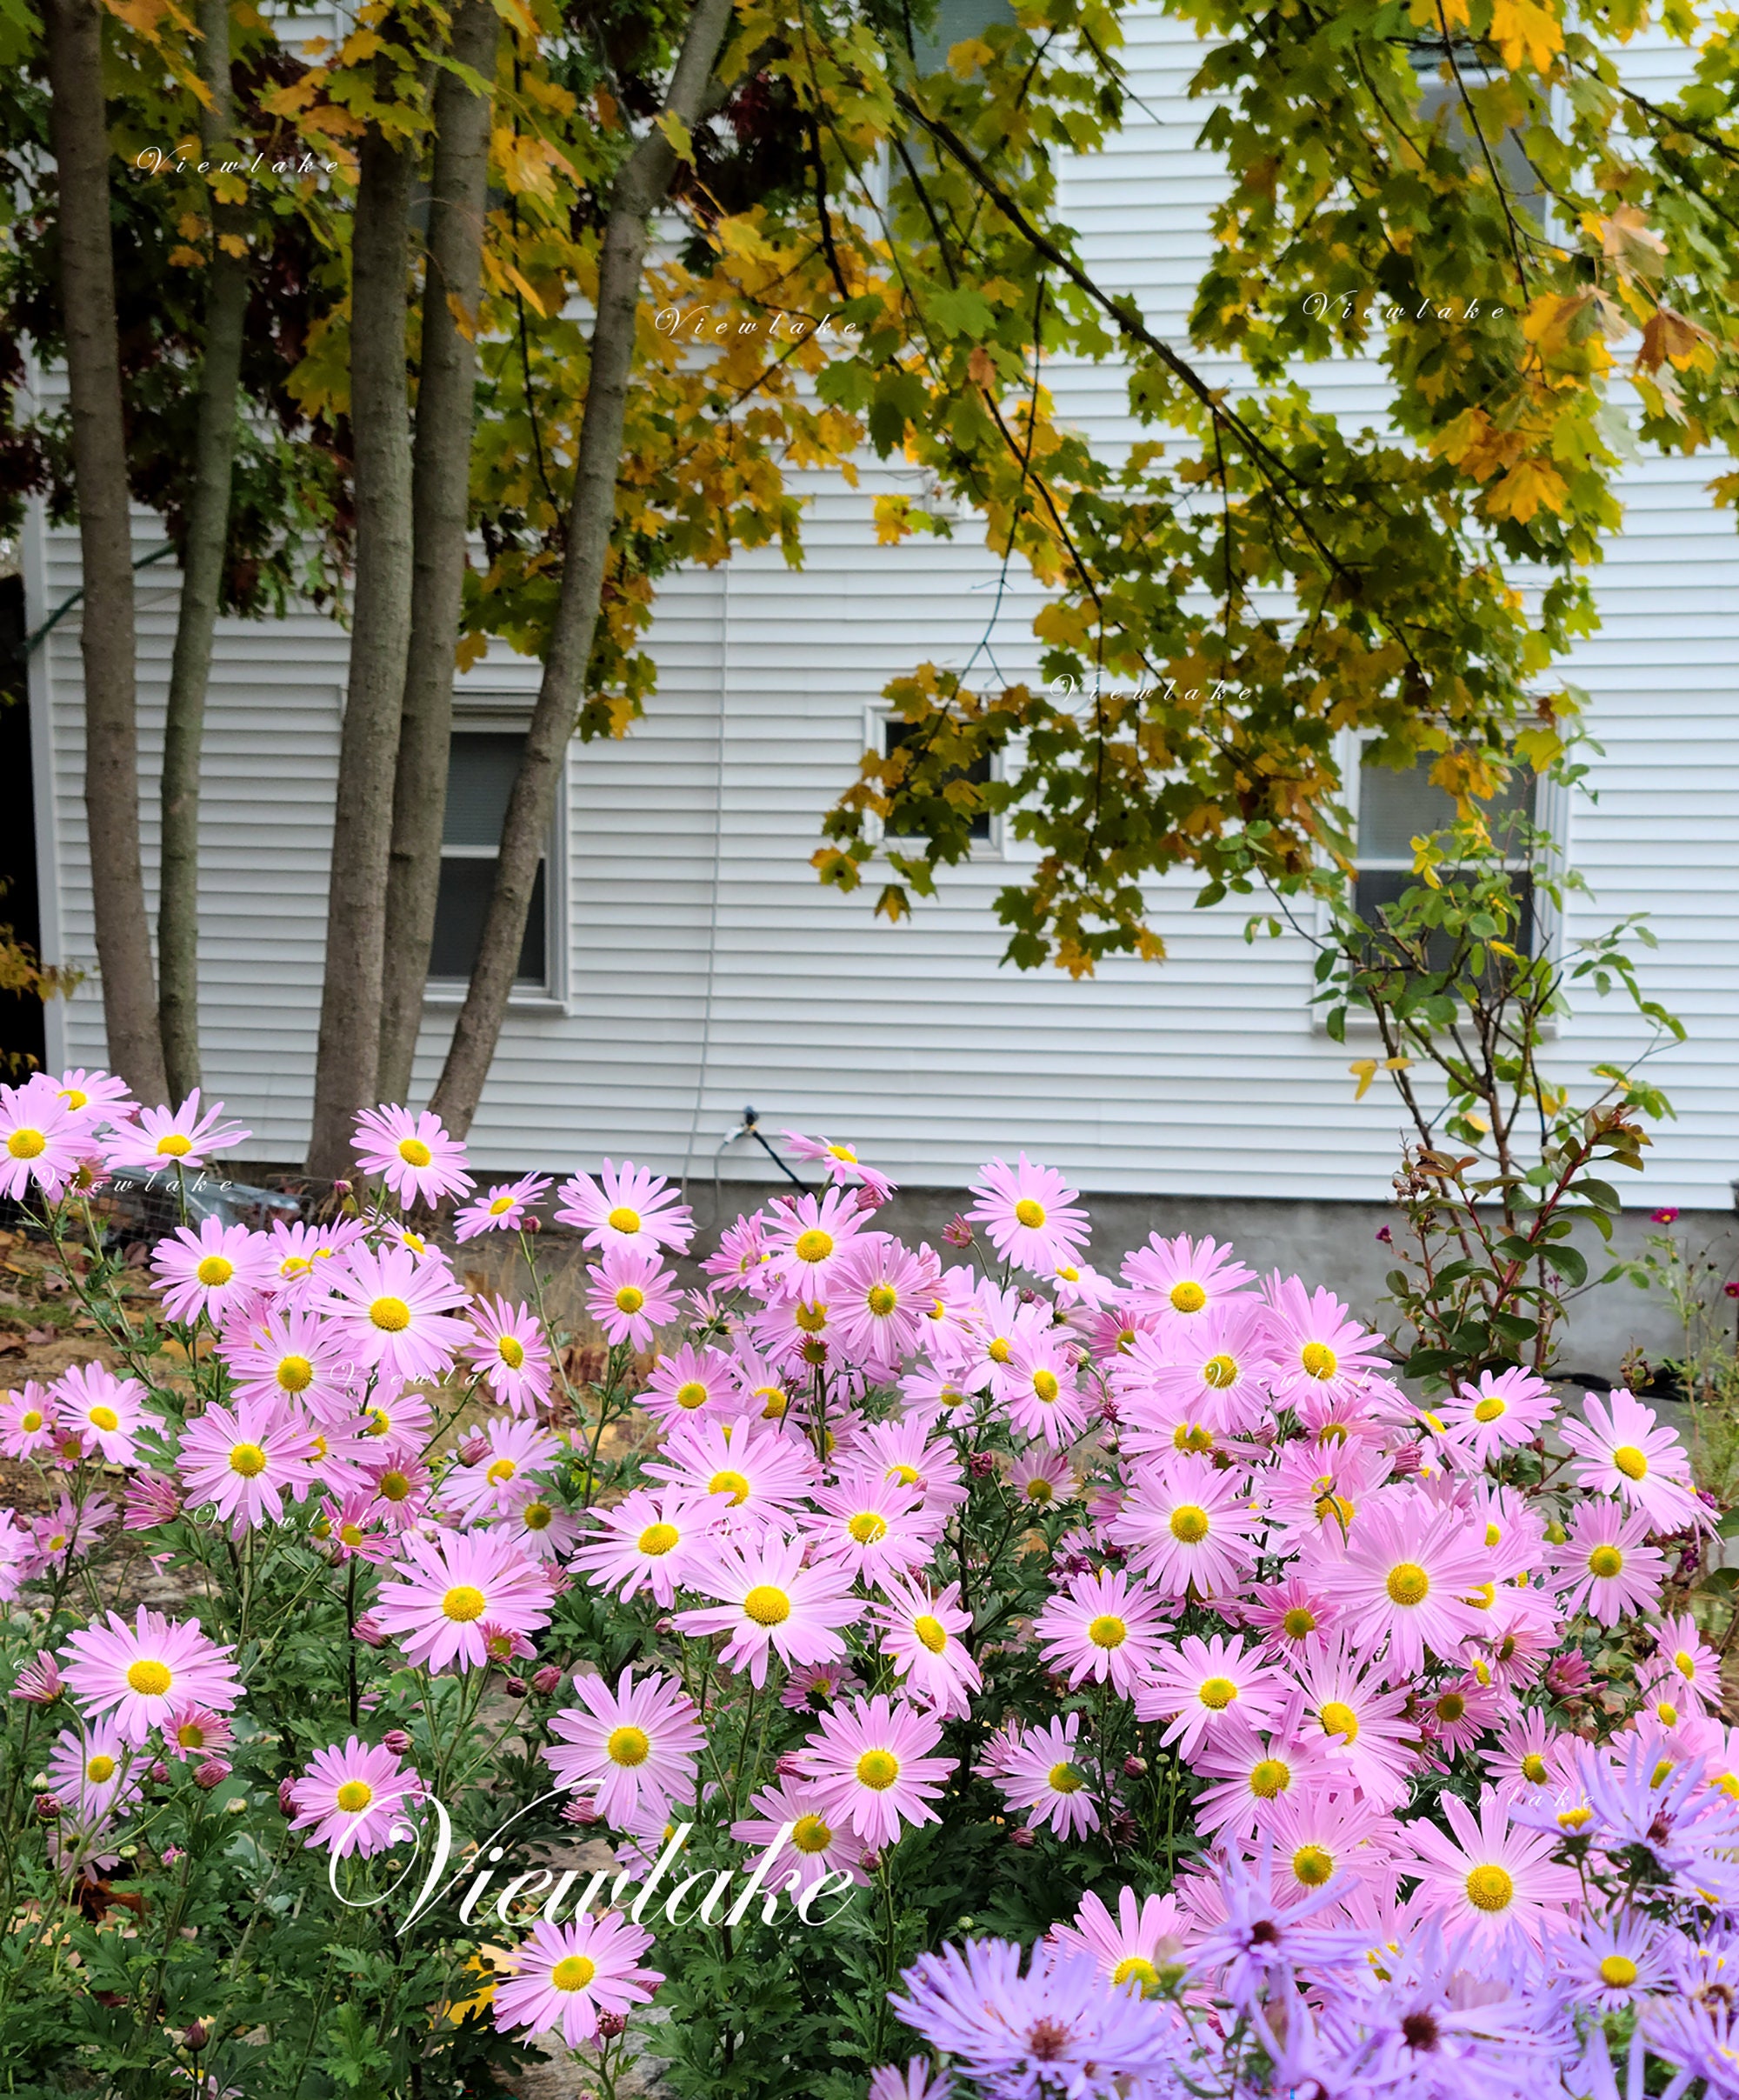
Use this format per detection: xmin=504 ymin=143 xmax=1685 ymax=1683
xmin=0 ymin=1069 xmax=1732 ymax=2100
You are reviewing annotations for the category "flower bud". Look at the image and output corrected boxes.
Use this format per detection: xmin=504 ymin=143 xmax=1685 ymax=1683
xmin=596 ymin=2010 xmax=628 ymax=2040
xmin=942 ymin=1213 xmax=974 ymax=1248
xmin=654 ymin=1618 xmax=676 ymax=1637
xmin=148 ymin=1762 xmax=170 ymax=1783
xmin=35 ymin=1793 xmax=61 ymax=1822
xmin=523 ymin=1213 xmax=543 ymax=1234
xmin=861 ymin=1849 xmax=883 ymax=1874
xmin=223 ymin=1796 xmax=247 ymax=1815
xmin=504 ymin=1677 xmax=529 ymax=1699
xmin=775 ymin=1752 xmax=805 ymax=1779
xmin=530 ymin=1665 xmax=563 ymax=1696
xmin=278 ymin=1777 xmax=298 ymax=1814
xmin=458 ymin=1435 xmax=490 ymax=1466
xmin=1007 ymin=1824 xmax=1035 ymax=1850
xmin=194 ymin=1758 xmax=230 ymax=1790
xmin=560 ymin=1797 xmax=602 ymax=1826
xmin=382 ymin=1730 xmax=413 ymax=1756
xmin=183 ymin=2022 xmax=210 ymax=2052
xmin=967 ymin=1452 xmax=996 ymax=1479
xmin=1123 ymin=1755 xmax=1148 ymax=1778
xmin=162 ymin=1845 xmax=185 ymax=1866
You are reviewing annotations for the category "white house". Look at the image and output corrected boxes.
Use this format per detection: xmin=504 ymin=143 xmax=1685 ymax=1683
xmin=17 ymin=8 xmax=1739 ymax=1325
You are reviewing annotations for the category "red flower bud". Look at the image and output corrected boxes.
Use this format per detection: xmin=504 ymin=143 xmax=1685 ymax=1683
xmin=530 ymin=1665 xmax=563 ymax=1696
xmin=382 ymin=1730 xmax=413 ymax=1756
xmin=1007 ymin=1824 xmax=1035 ymax=1850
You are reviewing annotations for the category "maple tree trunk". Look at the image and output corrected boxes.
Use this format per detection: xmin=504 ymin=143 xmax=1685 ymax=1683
xmin=376 ymin=0 xmax=501 ymax=1109
xmin=430 ymin=0 xmax=737 ymax=1137
xmin=305 ymin=119 xmax=416 ymax=1177
xmin=158 ymin=0 xmax=248 ymax=1103
xmin=43 ymin=0 xmax=169 ymax=1103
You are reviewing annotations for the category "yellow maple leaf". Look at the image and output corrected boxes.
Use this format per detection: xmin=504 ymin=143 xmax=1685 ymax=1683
xmin=947 ymin=34 xmax=995 ymax=76
xmin=1484 ymin=457 xmax=1569 ymax=523
xmin=1349 ymin=1059 xmax=1378 ymax=1101
xmin=1489 ymin=0 xmax=1562 ymax=70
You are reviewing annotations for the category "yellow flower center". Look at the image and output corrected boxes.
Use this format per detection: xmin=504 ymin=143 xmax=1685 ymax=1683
xmin=1024 ymin=1477 xmax=1055 ymax=1504
xmin=377 ymin=1470 xmax=411 ymax=1502
xmin=1656 ymin=1699 xmax=1679 ymax=1725
xmin=1169 ymin=1279 xmax=1206 ymax=1314
xmin=1651 ymin=1757 xmax=1675 ymax=1786
xmin=1485 ymin=1521 xmax=1502 ymax=1547
xmin=795 ymin=1302 xmax=829 ymax=1334
xmin=1522 ymin=1753 xmax=1549 ymax=1783
xmin=228 ymin=1441 xmax=267 ymax=1478
xmin=848 ymin=1511 xmax=888 ymax=1544
xmin=195 ymin=1254 xmax=234 ymax=1287
xmin=1467 ymin=1582 xmax=1496 ymax=1610
xmin=126 ymin=1659 xmax=173 ymax=1697
xmin=607 ymin=1725 xmax=651 ymax=1768
xmin=1202 ymin=1353 xmax=1237 ymax=1390
xmin=523 ymin=1502 xmax=553 ymax=1531
xmin=550 ymin=1955 xmax=597 ymax=1992
xmin=487 ymin=1457 xmax=517 ymax=1484
xmin=1599 ymin=1954 xmax=1639 ymax=1989
xmin=708 ymin=1469 xmax=751 ymax=1506
xmin=1588 ymin=1544 xmax=1623 ymax=1578
xmin=59 ymin=1088 xmax=88 ymax=1110
xmin=1089 ymin=1614 xmax=1129 ymax=1650
xmin=743 ymin=1585 xmax=790 ymax=1626
xmin=276 ymin=1354 xmax=315 ymax=1393
xmin=1559 ymin=1806 xmax=1593 ymax=1830
xmin=1198 ymin=1676 xmax=1237 ymax=1710
xmin=19 ymin=1410 xmax=42 ymax=1433
xmin=442 ymin=1584 xmax=488 ymax=1623
xmin=1013 ymin=1198 xmax=1046 ymax=1229
xmin=497 ymin=1336 xmax=525 ymax=1370
xmin=1676 ymin=1648 xmax=1697 ymax=1679
xmin=792 ymin=1813 xmax=833 ymax=1854
xmin=1473 ymin=1394 xmax=1506 ymax=1423
xmin=856 ymin=1749 xmax=901 ymax=1790
xmin=1300 ymin=1342 xmax=1337 ymax=1380
xmin=914 ymin=1615 xmax=948 ymax=1653
xmin=370 ymin=1296 xmax=411 ymax=1333
xmin=336 ymin=1779 xmax=375 ymax=1813
xmin=1169 ymin=1504 xmax=1209 ymax=1544
xmin=1249 ymin=1757 xmax=1291 ymax=1799
xmin=614 ymin=1285 xmax=645 ymax=1315
xmin=86 ymin=1754 xmax=117 ymax=1784
xmin=1613 ymin=1444 xmax=1649 ymax=1481
xmin=177 ymin=1719 xmax=210 ymax=1749
xmin=795 ymin=1229 xmax=834 ymax=1264
xmin=674 ymin=1381 xmax=709 ymax=1410
xmin=1031 ymin=1370 xmax=1060 ymax=1403
xmin=1293 ymin=1844 xmax=1335 ymax=1887
xmin=1283 ymin=1606 xmax=1317 ymax=1639
xmin=397 ymin=1137 xmax=433 ymax=1168
xmin=1436 ymin=1692 xmax=1466 ymax=1723
xmin=826 ymin=1143 xmax=857 ymax=1163
xmin=156 ymin=1133 xmax=193 ymax=1157
xmin=887 ymin=1463 xmax=921 ymax=1487
xmin=757 ymin=1387 xmax=788 ymax=1419
xmin=1174 ymin=1423 xmax=1213 ymax=1453
xmin=607 ymin=1205 xmax=642 ymax=1233
xmin=866 ymin=1284 xmax=898 ymax=1317
xmin=1046 ymin=1761 xmax=1086 ymax=1794
xmin=339 ymin=1523 xmax=364 ymax=1548
xmin=489 ymin=1196 xmax=515 ymax=1216
xmin=1464 ymin=1863 xmax=1514 ymax=1913
xmin=1320 ymin=1700 xmax=1359 ymax=1743
xmin=88 ymin=1404 xmax=120 ymax=1433
xmin=1386 ymin=1562 xmax=1429 ymax=1607
xmin=638 ymin=1523 xmax=680 ymax=1556
xmin=1111 ymin=1955 xmax=1163 ymax=1995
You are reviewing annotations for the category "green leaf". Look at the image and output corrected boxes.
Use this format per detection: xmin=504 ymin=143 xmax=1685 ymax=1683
xmin=1540 ymin=1243 xmax=1588 ymax=1288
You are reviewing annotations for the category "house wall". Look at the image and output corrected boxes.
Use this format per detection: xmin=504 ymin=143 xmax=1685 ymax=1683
xmin=23 ymin=9 xmax=1739 ymax=1240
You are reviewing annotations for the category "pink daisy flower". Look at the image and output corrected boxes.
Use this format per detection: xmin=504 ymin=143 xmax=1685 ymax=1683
xmin=53 ymin=1362 xmax=149 ymax=1466
xmin=0 ymin=1382 xmax=57 ymax=1459
xmin=585 ymin=1246 xmax=679 ymax=1350
xmin=1311 ymin=1488 xmax=1488 ymax=1676
xmin=1002 ymin=1331 xmax=1092 ymax=1449
xmin=781 ymin=1659 xmax=864 ymax=1715
xmin=31 ymin=1491 xmax=113 ymax=1569
xmin=372 ymin=1529 xmax=553 ymax=1674
xmin=496 ymin=1485 xmax=580 ymax=1563
xmin=45 ymin=1720 xmax=142 ymax=1830
xmin=555 ymin=1160 xmax=694 ymax=1257
xmin=965 ymin=1155 xmax=1089 ymax=1275
xmin=490 ymin=1912 xmax=663 ymax=2050
xmin=1114 ymin=1301 xmax=1277 ymax=1435
xmin=1548 ymin=1502 xmax=1664 ymax=1626
xmin=1008 ymin=1448 xmax=1077 ymax=1510
xmin=643 ymin=1413 xmax=819 ymax=1536
xmin=45 ymin=1068 xmax=137 ymax=1124
xmin=781 ymin=1130 xmax=896 ymax=1203
xmin=259 ymin=1217 xmax=366 ymax=1304
xmin=805 ymin=1470 xmax=937 ymax=1583
xmin=760 ymin=1186 xmax=870 ymax=1300
xmin=992 ymin=1713 xmax=1104 ymax=1839
xmin=288 ymin=1736 xmax=423 ymax=1858
xmin=1120 ymin=1232 xmax=1255 ymax=1321
xmin=1423 ymin=1674 xmax=1503 ymax=1757
xmin=1403 ymin=1784 xmax=1579 ymax=1950
xmin=1049 ymin=1885 xmax=1188 ymax=1994
xmin=1237 ymin=1575 xmax=1339 ymax=1660
xmin=569 ymin=1486 xmax=722 ymax=1608
xmin=1263 ymin=1277 xmax=1389 ymax=1406
xmin=542 ymin=1667 xmax=703 ymax=1828
xmin=636 ymin=1343 xmax=736 ymax=1429
xmin=869 ymin=1577 xmax=981 ymax=1719
xmin=797 ymin=1693 xmax=956 ymax=1849
xmin=60 ymin=1606 xmax=243 ymax=1744
xmin=1645 ymin=1610 xmax=1723 ymax=1718
xmin=1440 ymin=1365 xmax=1558 ymax=1466
xmin=103 ymin=1089 xmax=250 ymax=1171
xmin=827 ymin=1237 xmax=940 ymax=1373
xmin=1109 ymin=1456 xmax=1260 ymax=1601
xmin=1034 ymin=1567 xmax=1172 ymax=1698
xmin=150 ymin=1218 xmax=273 ymax=1328
xmin=217 ymin=1305 xmax=356 ymax=1423
xmin=1559 ymin=1390 xmax=1705 ymax=1532
xmin=675 ymin=1535 xmax=863 ymax=1687
xmin=1134 ymin=1633 xmax=1287 ymax=1758
xmin=177 ymin=1397 xmax=320 ymax=1537
xmin=462 ymin=1297 xmax=552 ymax=1416
xmin=453 ymin=1172 xmax=553 ymax=1241
xmin=0 ymin=1085 xmax=83 ymax=1202
xmin=1289 ymin=1637 xmax=1421 ymax=1810
xmin=1489 ymin=1706 xmax=1569 ymax=1803
xmin=442 ymin=1417 xmax=560 ymax=1523
xmin=351 ymin=1103 xmax=474 ymax=1207
xmin=356 ymin=1384 xmax=436 ymax=1457
xmin=1192 ymin=1719 xmax=1325 ymax=1841
xmin=322 ymin=1245 xmax=470 ymax=1382
xmin=162 ymin=1703 xmax=234 ymax=1761
xmin=1261 ymin=1785 xmax=1398 ymax=1910
xmin=731 ymin=1774 xmax=871 ymax=1893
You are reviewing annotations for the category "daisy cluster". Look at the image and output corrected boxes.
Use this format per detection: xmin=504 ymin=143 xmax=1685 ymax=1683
xmin=0 ymin=1070 xmax=1733 ymax=2100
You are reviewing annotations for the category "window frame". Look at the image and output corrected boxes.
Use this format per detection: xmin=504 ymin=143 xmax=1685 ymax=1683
xmin=423 ymin=695 xmax=570 ymax=1014
xmin=860 ymin=699 xmax=1006 ymax=861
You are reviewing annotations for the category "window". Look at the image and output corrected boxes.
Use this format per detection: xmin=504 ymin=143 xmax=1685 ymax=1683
xmin=911 ymin=0 xmax=1016 ymax=73
xmin=1410 ymin=44 xmax=1546 ymax=227
xmin=430 ymin=729 xmax=548 ymax=987
xmin=1354 ymin=752 xmax=1537 ymax=968
xmin=883 ymin=717 xmax=993 ymax=842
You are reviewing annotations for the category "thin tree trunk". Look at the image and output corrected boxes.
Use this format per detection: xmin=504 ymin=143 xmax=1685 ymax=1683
xmin=376 ymin=0 xmax=501 ymax=1108
xmin=305 ymin=117 xmax=416 ymax=1177
xmin=430 ymin=0 xmax=737 ymax=1136
xmin=158 ymin=0 xmax=249 ymax=1101
xmin=43 ymin=0 xmax=169 ymax=1103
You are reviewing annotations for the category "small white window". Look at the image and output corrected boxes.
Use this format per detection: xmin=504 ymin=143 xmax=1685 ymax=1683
xmin=1354 ymin=752 xmax=1538 ymax=964
xmin=429 ymin=728 xmax=548 ymax=989
xmin=1410 ymin=43 xmax=1547 ymax=228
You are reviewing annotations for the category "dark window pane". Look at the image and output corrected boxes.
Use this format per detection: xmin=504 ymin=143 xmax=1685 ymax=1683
xmin=443 ymin=731 xmax=527 ymax=848
xmin=1416 ymin=73 xmax=1545 ymax=226
xmin=885 ymin=719 xmax=991 ymax=840
xmin=430 ymin=858 xmax=547 ymax=983
xmin=1358 ymin=755 xmax=1534 ymax=862
xmin=912 ymin=0 xmax=1016 ymax=71
xmin=1355 ymin=868 xmax=1535 ymax=971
